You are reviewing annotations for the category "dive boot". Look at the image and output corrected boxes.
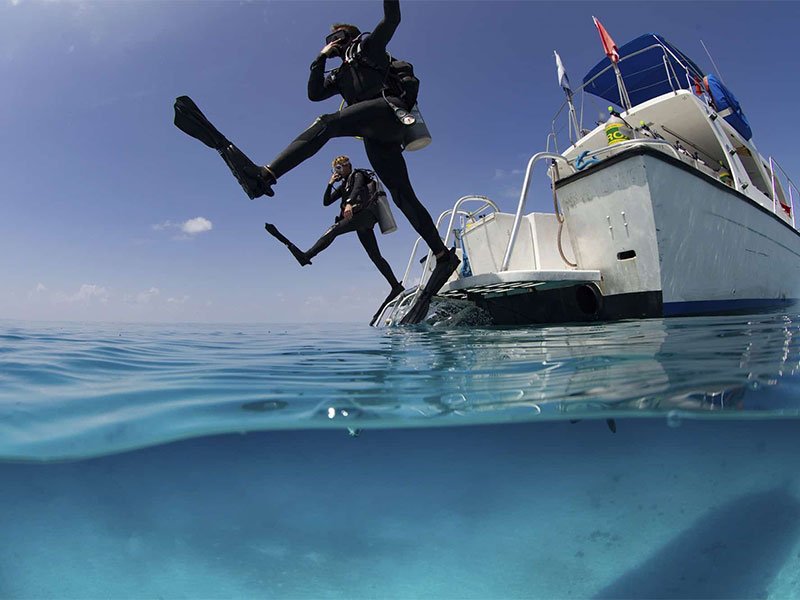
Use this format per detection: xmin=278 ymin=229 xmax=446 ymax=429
xmin=369 ymin=284 xmax=405 ymax=326
xmin=265 ymin=223 xmax=311 ymax=266
xmin=400 ymin=248 xmax=460 ymax=325
xmin=219 ymin=146 xmax=276 ymax=199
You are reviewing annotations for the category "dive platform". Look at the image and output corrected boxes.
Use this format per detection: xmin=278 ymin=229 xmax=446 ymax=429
xmin=438 ymin=269 xmax=601 ymax=300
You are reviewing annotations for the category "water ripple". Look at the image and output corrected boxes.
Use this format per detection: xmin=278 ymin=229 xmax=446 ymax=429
xmin=1 ymin=313 xmax=799 ymax=460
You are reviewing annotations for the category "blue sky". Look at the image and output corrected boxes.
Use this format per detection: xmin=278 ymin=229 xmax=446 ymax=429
xmin=2 ymin=0 xmax=799 ymax=323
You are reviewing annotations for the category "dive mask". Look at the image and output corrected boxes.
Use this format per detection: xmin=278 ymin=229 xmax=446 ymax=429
xmin=325 ymin=29 xmax=350 ymax=46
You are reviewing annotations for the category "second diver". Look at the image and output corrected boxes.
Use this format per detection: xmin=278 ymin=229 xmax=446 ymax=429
xmin=265 ymin=156 xmax=405 ymax=326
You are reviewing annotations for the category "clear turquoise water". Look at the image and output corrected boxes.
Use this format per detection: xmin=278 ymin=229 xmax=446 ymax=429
xmin=1 ymin=313 xmax=800 ymax=598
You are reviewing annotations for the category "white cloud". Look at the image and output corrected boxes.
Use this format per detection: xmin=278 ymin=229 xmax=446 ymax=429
xmin=127 ymin=287 xmax=160 ymax=305
xmin=139 ymin=287 xmax=159 ymax=303
xmin=181 ymin=217 xmax=212 ymax=235
xmin=27 ymin=283 xmax=48 ymax=300
xmin=152 ymin=217 xmax=213 ymax=238
xmin=167 ymin=295 xmax=189 ymax=305
xmin=54 ymin=284 xmax=109 ymax=304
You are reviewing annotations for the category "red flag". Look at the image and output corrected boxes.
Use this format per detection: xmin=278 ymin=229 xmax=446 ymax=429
xmin=593 ymin=16 xmax=620 ymax=63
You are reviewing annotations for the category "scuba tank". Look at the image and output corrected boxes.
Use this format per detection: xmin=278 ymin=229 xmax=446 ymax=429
xmin=384 ymin=95 xmax=432 ymax=152
xmin=353 ymin=169 xmax=397 ymax=235
xmin=401 ymin=104 xmax=432 ymax=152
xmin=358 ymin=169 xmax=398 ymax=234
xmin=605 ymin=107 xmax=632 ymax=146
xmin=375 ymin=191 xmax=397 ymax=234
xmin=364 ymin=173 xmax=397 ymax=234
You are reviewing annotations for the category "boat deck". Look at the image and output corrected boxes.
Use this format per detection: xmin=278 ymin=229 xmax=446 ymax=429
xmin=439 ymin=269 xmax=601 ymax=299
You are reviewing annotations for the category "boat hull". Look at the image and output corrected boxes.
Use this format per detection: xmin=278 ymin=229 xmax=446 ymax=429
xmin=472 ymin=148 xmax=800 ymax=325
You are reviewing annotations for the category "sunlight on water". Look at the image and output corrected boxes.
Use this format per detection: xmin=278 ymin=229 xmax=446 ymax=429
xmin=1 ymin=311 xmax=800 ymax=460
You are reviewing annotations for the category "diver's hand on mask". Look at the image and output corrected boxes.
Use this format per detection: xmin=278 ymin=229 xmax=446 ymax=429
xmin=321 ymin=42 xmax=341 ymax=57
xmin=329 ymin=173 xmax=341 ymax=185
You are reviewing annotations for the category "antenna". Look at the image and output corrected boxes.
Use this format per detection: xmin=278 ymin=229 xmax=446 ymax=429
xmin=700 ymin=40 xmax=726 ymax=85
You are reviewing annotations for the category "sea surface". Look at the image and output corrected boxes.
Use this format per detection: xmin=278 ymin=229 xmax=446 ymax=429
xmin=1 ymin=312 xmax=800 ymax=598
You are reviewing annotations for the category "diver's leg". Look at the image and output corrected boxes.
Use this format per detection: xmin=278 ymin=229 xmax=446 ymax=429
xmin=363 ymin=139 xmax=447 ymax=255
xmin=267 ymin=99 xmax=398 ymax=179
xmin=304 ymin=226 xmax=341 ymax=260
xmin=304 ymin=210 xmax=375 ymax=260
xmin=359 ymin=227 xmax=405 ymax=326
xmin=357 ymin=228 xmax=400 ymax=287
xmin=362 ymin=140 xmax=460 ymax=324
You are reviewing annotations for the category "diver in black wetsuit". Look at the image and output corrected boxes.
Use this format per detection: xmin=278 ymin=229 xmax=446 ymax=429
xmin=265 ymin=156 xmax=404 ymax=325
xmin=173 ymin=1 xmax=458 ymax=323
xmin=253 ymin=0 xmax=459 ymax=324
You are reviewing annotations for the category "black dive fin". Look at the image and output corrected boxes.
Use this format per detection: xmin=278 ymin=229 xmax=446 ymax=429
xmin=265 ymin=222 xmax=294 ymax=247
xmin=400 ymin=291 xmax=433 ymax=325
xmin=370 ymin=284 xmax=405 ymax=327
xmin=400 ymin=248 xmax=460 ymax=325
xmin=174 ymin=95 xmax=228 ymax=149
xmin=173 ymin=95 xmax=273 ymax=199
xmin=265 ymin=223 xmax=311 ymax=266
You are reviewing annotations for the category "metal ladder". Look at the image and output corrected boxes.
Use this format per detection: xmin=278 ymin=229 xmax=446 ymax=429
xmin=375 ymin=195 xmax=499 ymax=326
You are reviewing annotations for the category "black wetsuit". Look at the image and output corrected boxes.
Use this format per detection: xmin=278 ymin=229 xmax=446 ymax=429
xmin=304 ymin=171 xmax=399 ymax=288
xmin=267 ymin=0 xmax=446 ymax=256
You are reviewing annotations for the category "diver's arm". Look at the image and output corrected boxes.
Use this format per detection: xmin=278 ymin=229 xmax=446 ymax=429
xmin=308 ymin=54 xmax=338 ymax=102
xmin=369 ymin=0 xmax=401 ymax=53
xmin=323 ymin=183 xmax=343 ymax=206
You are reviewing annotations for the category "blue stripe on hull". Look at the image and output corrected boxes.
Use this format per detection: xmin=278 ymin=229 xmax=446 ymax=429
xmin=663 ymin=298 xmax=799 ymax=317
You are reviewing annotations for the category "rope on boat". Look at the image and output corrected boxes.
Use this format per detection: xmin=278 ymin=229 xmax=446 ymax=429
xmin=550 ymin=160 xmax=578 ymax=267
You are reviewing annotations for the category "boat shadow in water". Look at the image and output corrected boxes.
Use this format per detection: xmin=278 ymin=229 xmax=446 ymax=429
xmin=594 ymin=487 xmax=800 ymax=599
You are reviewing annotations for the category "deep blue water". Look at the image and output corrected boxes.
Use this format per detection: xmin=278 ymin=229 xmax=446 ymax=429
xmin=1 ymin=313 xmax=800 ymax=598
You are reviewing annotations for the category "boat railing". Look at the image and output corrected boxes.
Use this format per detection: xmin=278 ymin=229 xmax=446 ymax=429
xmin=400 ymin=195 xmax=499 ymax=287
xmin=548 ymin=41 xmax=699 ymax=150
xmin=377 ymin=196 xmax=499 ymax=325
xmin=500 ymin=139 xmax=681 ymax=272
xmin=769 ymin=157 xmax=798 ymax=227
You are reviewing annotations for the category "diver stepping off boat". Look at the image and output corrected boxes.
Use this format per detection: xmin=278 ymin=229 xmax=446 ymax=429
xmin=265 ymin=156 xmax=405 ymax=326
xmin=173 ymin=0 xmax=457 ymax=324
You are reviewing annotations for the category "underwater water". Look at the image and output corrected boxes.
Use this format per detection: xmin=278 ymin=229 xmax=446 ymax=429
xmin=1 ymin=312 xmax=800 ymax=598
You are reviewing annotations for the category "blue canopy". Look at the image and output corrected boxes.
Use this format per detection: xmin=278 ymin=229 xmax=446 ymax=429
xmin=582 ymin=33 xmax=705 ymax=107
xmin=705 ymin=73 xmax=752 ymax=140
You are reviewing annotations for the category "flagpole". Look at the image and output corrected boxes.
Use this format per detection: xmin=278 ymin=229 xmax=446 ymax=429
xmin=567 ymin=93 xmax=580 ymax=142
xmin=612 ymin=63 xmax=631 ymax=111
xmin=592 ymin=16 xmax=631 ymax=112
xmin=554 ymin=50 xmax=582 ymax=142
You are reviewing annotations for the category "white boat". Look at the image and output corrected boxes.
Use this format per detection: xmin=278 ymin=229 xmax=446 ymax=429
xmin=378 ymin=32 xmax=800 ymax=326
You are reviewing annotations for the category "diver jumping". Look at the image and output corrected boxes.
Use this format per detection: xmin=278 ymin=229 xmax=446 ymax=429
xmin=265 ymin=155 xmax=405 ymax=326
xmin=174 ymin=0 xmax=458 ymax=324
